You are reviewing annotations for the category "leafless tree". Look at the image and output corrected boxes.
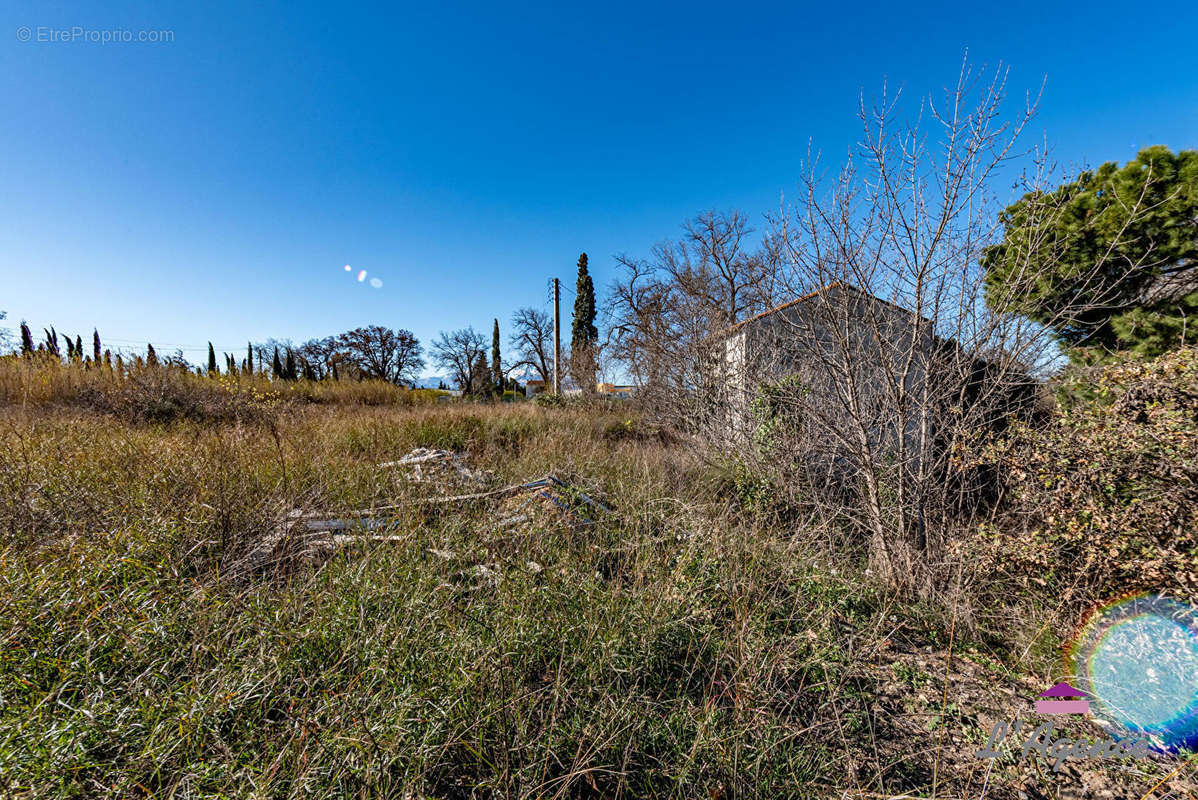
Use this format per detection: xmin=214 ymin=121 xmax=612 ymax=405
xmin=508 ymin=307 xmax=553 ymax=382
xmin=618 ymin=61 xmax=1153 ymax=594
xmin=336 ymin=326 xmax=424 ymax=385
xmin=297 ymin=336 xmax=340 ymax=379
xmin=604 ymin=209 xmax=778 ymax=389
xmin=431 ymin=327 xmax=487 ymax=394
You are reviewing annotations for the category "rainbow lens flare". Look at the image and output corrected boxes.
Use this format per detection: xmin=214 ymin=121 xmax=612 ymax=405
xmin=344 ymin=264 xmax=352 ymax=272
xmin=357 ymin=270 xmax=367 ymax=282
xmin=369 ymin=277 xmax=383 ymax=289
xmin=1068 ymin=594 xmax=1198 ymax=752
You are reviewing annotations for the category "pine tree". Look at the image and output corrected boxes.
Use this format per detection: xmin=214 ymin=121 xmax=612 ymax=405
xmin=570 ymin=252 xmax=598 ymax=390
xmin=207 ymin=342 xmax=217 ymax=375
xmin=146 ymin=343 xmax=158 ymax=365
xmin=272 ymin=347 xmax=282 ymax=379
xmin=491 ymin=318 xmax=502 ymax=394
xmin=93 ymin=329 xmax=101 ymax=362
xmin=20 ymin=323 xmax=34 ymax=355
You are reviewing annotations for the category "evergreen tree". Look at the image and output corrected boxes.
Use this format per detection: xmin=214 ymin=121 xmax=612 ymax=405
xmin=226 ymin=353 xmax=236 ymax=374
xmin=247 ymin=343 xmax=254 ymax=374
xmin=93 ymin=329 xmax=101 ymax=362
xmin=207 ymin=342 xmax=218 ymax=375
xmin=570 ymin=252 xmax=598 ymax=389
xmin=146 ymin=343 xmax=158 ymax=365
xmin=272 ymin=347 xmax=282 ymax=379
xmin=983 ymin=146 xmax=1198 ymax=360
xmin=284 ymin=349 xmax=297 ymax=381
xmin=20 ymin=323 xmax=34 ymax=355
xmin=491 ymin=318 xmax=502 ymax=393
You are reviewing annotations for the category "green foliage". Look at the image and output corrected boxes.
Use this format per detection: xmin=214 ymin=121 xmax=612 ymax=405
xmin=749 ymin=375 xmax=808 ymax=459
xmin=981 ymin=146 xmax=1198 ymax=360
xmin=207 ymin=341 xmax=218 ymax=375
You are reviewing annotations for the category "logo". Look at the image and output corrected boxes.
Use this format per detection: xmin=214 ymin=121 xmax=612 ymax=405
xmin=1036 ymin=682 xmax=1091 ymax=715
xmin=1066 ymin=594 xmax=1198 ymax=752
xmin=974 ymin=595 xmax=1198 ymax=771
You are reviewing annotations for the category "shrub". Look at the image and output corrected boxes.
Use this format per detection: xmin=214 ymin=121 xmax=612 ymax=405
xmin=976 ymin=346 xmax=1198 ymax=605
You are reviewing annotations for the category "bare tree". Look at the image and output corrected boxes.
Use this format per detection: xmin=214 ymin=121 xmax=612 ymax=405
xmin=604 ymin=210 xmax=778 ymax=389
xmin=508 ymin=307 xmax=553 ymax=382
xmin=297 ymin=336 xmax=340 ymax=379
xmin=431 ymin=327 xmax=487 ymax=394
xmin=619 ymin=61 xmax=1151 ymax=595
xmin=336 ymin=326 xmax=424 ymax=384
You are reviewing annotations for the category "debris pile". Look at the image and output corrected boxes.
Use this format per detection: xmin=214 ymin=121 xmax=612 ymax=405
xmin=227 ymin=449 xmax=610 ymax=582
xmin=378 ymin=447 xmax=489 ymax=489
xmin=494 ymin=475 xmax=612 ymax=530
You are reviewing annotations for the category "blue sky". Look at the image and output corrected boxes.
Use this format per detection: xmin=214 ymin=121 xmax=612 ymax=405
xmin=2 ymin=0 xmax=1196 ymax=372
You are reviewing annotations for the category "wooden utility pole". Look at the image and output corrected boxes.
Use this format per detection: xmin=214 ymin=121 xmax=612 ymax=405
xmin=552 ymin=277 xmax=561 ymax=395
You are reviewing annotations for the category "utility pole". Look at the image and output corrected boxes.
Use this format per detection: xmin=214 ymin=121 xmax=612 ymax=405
xmin=552 ymin=277 xmax=561 ymax=395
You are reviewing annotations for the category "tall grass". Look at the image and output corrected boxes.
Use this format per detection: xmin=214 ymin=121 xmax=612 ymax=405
xmin=0 ymin=356 xmax=442 ymax=415
xmin=0 ymin=396 xmax=897 ymax=798
xmin=2 ymin=370 xmax=1186 ymax=797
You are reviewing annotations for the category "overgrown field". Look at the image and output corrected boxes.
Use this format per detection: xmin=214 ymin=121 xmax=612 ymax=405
xmin=1 ymin=356 xmax=1195 ymax=798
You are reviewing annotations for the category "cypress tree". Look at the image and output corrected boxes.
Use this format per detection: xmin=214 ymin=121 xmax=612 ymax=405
xmin=247 ymin=343 xmax=254 ymax=374
xmin=20 ymin=323 xmax=34 ymax=355
xmin=93 ymin=329 xmax=101 ymax=362
xmin=226 ymin=353 xmax=236 ymax=374
xmin=146 ymin=343 xmax=158 ymax=365
xmin=272 ymin=347 xmax=282 ymax=379
xmin=207 ymin=342 xmax=217 ymax=375
xmin=570 ymin=252 xmax=598 ymax=389
xmin=284 ymin=349 xmax=297 ymax=381
xmin=491 ymin=318 xmax=502 ymax=394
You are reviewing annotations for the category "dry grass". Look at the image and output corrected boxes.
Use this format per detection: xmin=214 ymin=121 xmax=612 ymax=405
xmin=1 ymin=361 xmax=1192 ymax=798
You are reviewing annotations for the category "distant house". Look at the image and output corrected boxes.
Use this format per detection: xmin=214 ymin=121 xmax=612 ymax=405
xmin=596 ymin=383 xmax=637 ymax=399
xmin=524 ymin=379 xmax=547 ymax=398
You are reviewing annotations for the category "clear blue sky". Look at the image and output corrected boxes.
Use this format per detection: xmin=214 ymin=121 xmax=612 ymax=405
xmin=2 ymin=0 xmax=1196 ymax=372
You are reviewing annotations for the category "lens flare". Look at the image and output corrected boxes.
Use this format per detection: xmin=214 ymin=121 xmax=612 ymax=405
xmin=344 ymin=264 xmax=352 ymax=272
xmin=369 ymin=277 xmax=383 ymax=289
xmin=1067 ymin=594 xmax=1198 ymax=752
xmin=357 ymin=270 xmax=367 ymax=282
